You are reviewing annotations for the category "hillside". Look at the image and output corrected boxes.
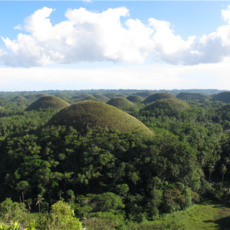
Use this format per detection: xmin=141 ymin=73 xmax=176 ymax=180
xmin=143 ymin=98 xmax=190 ymax=113
xmin=24 ymin=94 xmax=36 ymax=100
xmin=93 ymin=94 xmax=109 ymax=102
xmin=13 ymin=95 xmax=26 ymax=101
xmin=25 ymin=96 xmax=70 ymax=111
xmin=106 ymin=97 xmax=134 ymax=109
xmin=143 ymin=92 xmax=176 ymax=104
xmin=212 ymin=91 xmax=230 ymax=103
xmin=45 ymin=100 xmax=152 ymax=135
xmin=80 ymin=95 xmax=99 ymax=102
xmin=177 ymin=92 xmax=210 ymax=102
xmin=134 ymin=91 xmax=154 ymax=98
xmin=126 ymin=95 xmax=144 ymax=103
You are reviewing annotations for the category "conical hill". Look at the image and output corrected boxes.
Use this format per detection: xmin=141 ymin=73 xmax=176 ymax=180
xmin=45 ymin=101 xmax=153 ymax=135
xmin=13 ymin=95 xmax=26 ymax=101
xmin=107 ymin=97 xmax=134 ymax=109
xmin=25 ymin=96 xmax=70 ymax=111
xmin=143 ymin=93 xmax=175 ymax=104
xmin=143 ymin=98 xmax=190 ymax=112
xmin=93 ymin=94 xmax=109 ymax=102
xmin=127 ymin=95 xmax=144 ymax=103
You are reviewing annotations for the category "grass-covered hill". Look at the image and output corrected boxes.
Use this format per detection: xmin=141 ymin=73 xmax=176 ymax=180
xmin=177 ymin=92 xmax=210 ymax=102
xmin=36 ymin=93 xmax=49 ymax=98
xmin=0 ymin=106 xmax=3 ymax=110
xmin=24 ymin=94 xmax=36 ymax=100
xmin=72 ymin=94 xmax=91 ymax=100
xmin=93 ymin=93 xmax=109 ymax=102
xmin=143 ymin=92 xmax=176 ymax=104
xmin=212 ymin=91 xmax=230 ymax=103
xmin=25 ymin=96 xmax=70 ymax=111
xmin=143 ymin=98 xmax=190 ymax=113
xmin=126 ymin=95 xmax=144 ymax=103
xmin=134 ymin=91 xmax=154 ymax=98
xmin=80 ymin=95 xmax=99 ymax=102
xmin=106 ymin=97 xmax=135 ymax=109
xmin=13 ymin=95 xmax=26 ymax=101
xmin=45 ymin=100 xmax=153 ymax=135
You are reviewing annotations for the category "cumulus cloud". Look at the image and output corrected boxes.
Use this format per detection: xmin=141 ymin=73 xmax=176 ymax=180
xmin=14 ymin=24 xmax=22 ymax=30
xmin=1 ymin=5 xmax=230 ymax=67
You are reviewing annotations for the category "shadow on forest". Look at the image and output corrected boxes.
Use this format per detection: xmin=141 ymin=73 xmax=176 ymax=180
xmin=204 ymin=216 xmax=230 ymax=230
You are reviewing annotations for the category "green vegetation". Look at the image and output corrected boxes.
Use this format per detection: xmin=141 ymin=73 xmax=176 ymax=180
xmin=1 ymin=89 xmax=230 ymax=229
xmin=13 ymin=96 xmax=26 ymax=101
xmin=107 ymin=97 xmax=135 ymax=109
xmin=143 ymin=98 xmax=190 ymax=114
xmin=80 ymin=95 xmax=99 ymax=102
xmin=143 ymin=93 xmax=176 ymax=104
xmin=177 ymin=92 xmax=211 ymax=102
xmin=45 ymin=100 xmax=152 ymax=134
xmin=126 ymin=95 xmax=144 ymax=103
xmin=134 ymin=91 xmax=154 ymax=98
xmin=25 ymin=96 xmax=70 ymax=111
xmin=212 ymin=91 xmax=230 ymax=103
xmin=93 ymin=93 xmax=109 ymax=102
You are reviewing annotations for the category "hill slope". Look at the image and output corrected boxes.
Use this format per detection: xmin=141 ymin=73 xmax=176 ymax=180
xmin=25 ymin=96 xmax=70 ymax=111
xmin=126 ymin=95 xmax=144 ymax=103
xmin=143 ymin=98 xmax=190 ymax=113
xmin=45 ymin=100 xmax=153 ymax=135
xmin=177 ymin=92 xmax=210 ymax=102
xmin=143 ymin=93 xmax=176 ymax=104
xmin=107 ymin=97 xmax=134 ymax=109
xmin=212 ymin=92 xmax=230 ymax=103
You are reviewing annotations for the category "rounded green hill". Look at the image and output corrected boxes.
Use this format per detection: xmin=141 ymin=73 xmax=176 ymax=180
xmin=107 ymin=97 xmax=134 ymax=109
xmin=177 ymin=92 xmax=210 ymax=102
xmin=143 ymin=98 xmax=190 ymax=112
xmin=143 ymin=93 xmax=176 ymax=104
xmin=25 ymin=96 xmax=70 ymax=111
xmin=36 ymin=93 xmax=49 ymax=98
xmin=24 ymin=94 xmax=36 ymax=100
xmin=45 ymin=101 xmax=153 ymax=135
xmin=13 ymin=95 xmax=26 ymax=101
xmin=80 ymin=95 xmax=99 ymax=102
xmin=72 ymin=94 xmax=91 ymax=100
xmin=134 ymin=91 xmax=154 ymax=98
xmin=127 ymin=95 xmax=144 ymax=103
xmin=212 ymin=92 xmax=230 ymax=103
xmin=93 ymin=94 xmax=109 ymax=102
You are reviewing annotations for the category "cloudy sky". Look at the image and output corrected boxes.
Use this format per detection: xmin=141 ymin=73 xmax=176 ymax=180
xmin=1 ymin=1 xmax=230 ymax=91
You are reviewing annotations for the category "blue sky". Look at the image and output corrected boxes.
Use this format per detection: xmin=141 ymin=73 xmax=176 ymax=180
xmin=1 ymin=1 xmax=230 ymax=91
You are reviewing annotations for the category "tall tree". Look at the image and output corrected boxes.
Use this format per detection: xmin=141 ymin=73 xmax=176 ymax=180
xmin=16 ymin=181 xmax=30 ymax=203
xmin=35 ymin=194 xmax=44 ymax=214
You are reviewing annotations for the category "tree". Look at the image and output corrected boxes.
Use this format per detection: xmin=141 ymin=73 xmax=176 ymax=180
xmin=208 ymin=165 xmax=215 ymax=183
xmin=25 ymin=198 xmax=33 ymax=213
xmin=220 ymin=164 xmax=227 ymax=186
xmin=16 ymin=181 xmax=30 ymax=203
xmin=35 ymin=195 xmax=44 ymax=214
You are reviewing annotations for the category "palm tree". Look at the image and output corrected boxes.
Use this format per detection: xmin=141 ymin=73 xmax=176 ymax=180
xmin=209 ymin=165 xmax=215 ymax=183
xmin=35 ymin=195 xmax=44 ymax=214
xmin=220 ymin=164 xmax=227 ymax=186
xmin=25 ymin=198 xmax=33 ymax=213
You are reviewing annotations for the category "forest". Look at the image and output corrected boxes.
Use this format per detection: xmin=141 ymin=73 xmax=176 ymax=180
xmin=1 ymin=89 xmax=230 ymax=229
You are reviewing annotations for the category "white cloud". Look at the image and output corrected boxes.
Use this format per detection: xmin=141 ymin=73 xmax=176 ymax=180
xmin=1 ymin=59 xmax=230 ymax=91
xmin=1 ymin=5 xmax=230 ymax=67
xmin=14 ymin=24 xmax=22 ymax=30
xmin=222 ymin=5 xmax=230 ymax=24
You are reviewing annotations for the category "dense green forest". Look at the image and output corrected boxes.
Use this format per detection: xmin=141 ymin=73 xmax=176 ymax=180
xmin=1 ymin=89 xmax=230 ymax=229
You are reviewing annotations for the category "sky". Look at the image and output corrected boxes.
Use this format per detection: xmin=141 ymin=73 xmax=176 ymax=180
xmin=1 ymin=1 xmax=230 ymax=91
